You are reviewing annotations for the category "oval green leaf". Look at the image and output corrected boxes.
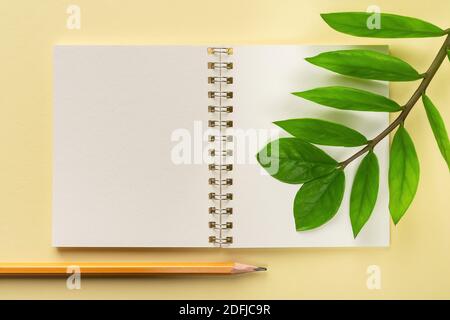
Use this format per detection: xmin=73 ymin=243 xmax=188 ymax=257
xmin=389 ymin=125 xmax=420 ymax=224
xmin=274 ymin=118 xmax=368 ymax=147
xmin=294 ymin=169 xmax=345 ymax=231
xmin=256 ymin=137 xmax=337 ymax=184
xmin=321 ymin=12 xmax=445 ymax=38
xmin=422 ymin=95 xmax=450 ymax=170
xmin=350 ymin=151 xmax=380 ymax=237
xmin=305 ymin=50 xmax=422 ymax=81
xmin=293 ymin=86 xmax=402 ymax=112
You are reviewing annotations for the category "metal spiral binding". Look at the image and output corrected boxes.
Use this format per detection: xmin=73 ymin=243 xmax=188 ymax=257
xmin=208 ymin=207 xmax=233 ymax=214
xmin=207 ymin=47 xmax=233 ymax=247
xmin=208 ymin=222 xmax=233 ymax=230
xmin=208 ymin=120 xmax=233 ymax=128
xmin=209 ymin=236 xmax=233 ymax=245
xmin=208 ymin=77 xmax=233 ymax=84
xmin=208 ymin=192 xmax=233 ymax=200
xmin=208 ymin=106 xmax=233 ymax=113
xmin=207 ymin=62 xmax=233 ymax=70
xmin=208 ymin=91 xmax=233 ymax=99
xmin=207 ymin=48 xmax=233 ymax=55
xmin=208 ymin=135 xmax=233 ymax=143
xmin=208 ymin=149 xmax=233 ymax=157
xmin=209 ymin=178 xmax=233 ymax=186
xmin=208 ymin=164 xmax=233 ymax=171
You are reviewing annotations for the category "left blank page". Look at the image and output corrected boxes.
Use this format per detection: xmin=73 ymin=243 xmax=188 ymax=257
xmin=53 ymin=46 xmax=210 ymax=247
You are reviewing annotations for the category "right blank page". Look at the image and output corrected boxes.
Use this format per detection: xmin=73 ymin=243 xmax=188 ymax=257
xmin=231 ymin=45 xmax=390 ymax=247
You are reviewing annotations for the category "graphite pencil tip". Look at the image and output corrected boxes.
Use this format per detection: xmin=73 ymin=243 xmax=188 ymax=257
xmin=254 ymin=267 xmax=267 ymax=272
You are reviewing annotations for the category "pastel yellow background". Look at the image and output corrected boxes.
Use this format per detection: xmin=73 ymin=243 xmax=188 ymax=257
xmin=0 ymin=0 xmax=449 ymax=299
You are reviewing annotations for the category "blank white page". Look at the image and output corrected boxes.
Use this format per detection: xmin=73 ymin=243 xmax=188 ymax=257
xmin=229 ymin=46 xmax=390 ymax=247
xmin=53 ymin=46 xmax=213 ymax=247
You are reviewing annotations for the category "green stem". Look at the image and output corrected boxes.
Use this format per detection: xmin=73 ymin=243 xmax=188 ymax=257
xmin=340 ymin=34 xmax=450 ymax=169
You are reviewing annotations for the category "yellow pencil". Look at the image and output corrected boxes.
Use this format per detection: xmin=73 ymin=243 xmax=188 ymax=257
xmin=0 ymin=262 xmax=266 ymax=276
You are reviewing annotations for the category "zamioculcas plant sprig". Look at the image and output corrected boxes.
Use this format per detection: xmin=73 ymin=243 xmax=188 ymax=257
xmin=257 ymin=12 xmax=450 ymax=237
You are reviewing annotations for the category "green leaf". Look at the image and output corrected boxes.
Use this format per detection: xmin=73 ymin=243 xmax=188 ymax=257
xmin=293 ymin=86 xmax=402 ymax=112
xmin=294 ymin=169 xmax=345 ymax=231
xmin=256 ymin=137 xmax=337 ymax=184
xmin=274 ymin=118 xmax=368 ymax=147
xmin=389 ymin=125 xmax=420 ymax=224
xmin=350 ymin=151 xmax=380 ymax=237
xmin=321 ymin=12 xmax=445 ymax=38
xmin=422 ymin=95 xmax=450 ymax=170
xmin=305 ymin=50 xmax=422 ymax=81
xmin=448 ymin=49 xmax=450 ymax=61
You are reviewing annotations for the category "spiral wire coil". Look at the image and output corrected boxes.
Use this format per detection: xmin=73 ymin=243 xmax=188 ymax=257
xmin=207 ymin=47 xmax=234 ymax=246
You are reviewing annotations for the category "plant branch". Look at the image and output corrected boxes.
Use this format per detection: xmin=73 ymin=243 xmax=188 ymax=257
xmin=340 ymin=34 xmax=450 ymax=169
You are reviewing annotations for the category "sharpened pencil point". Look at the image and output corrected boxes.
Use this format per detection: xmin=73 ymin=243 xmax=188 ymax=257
xmin=254 ymin=267 xmax=267 ymax=272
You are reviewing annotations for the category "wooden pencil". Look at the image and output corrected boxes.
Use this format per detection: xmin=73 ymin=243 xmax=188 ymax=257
xmin=0 ymin=262 xmax=266 ymax=276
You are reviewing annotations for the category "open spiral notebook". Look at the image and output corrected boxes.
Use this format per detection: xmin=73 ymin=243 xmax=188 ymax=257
xmin=53 ymin=45 xmax=390 ymax=248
